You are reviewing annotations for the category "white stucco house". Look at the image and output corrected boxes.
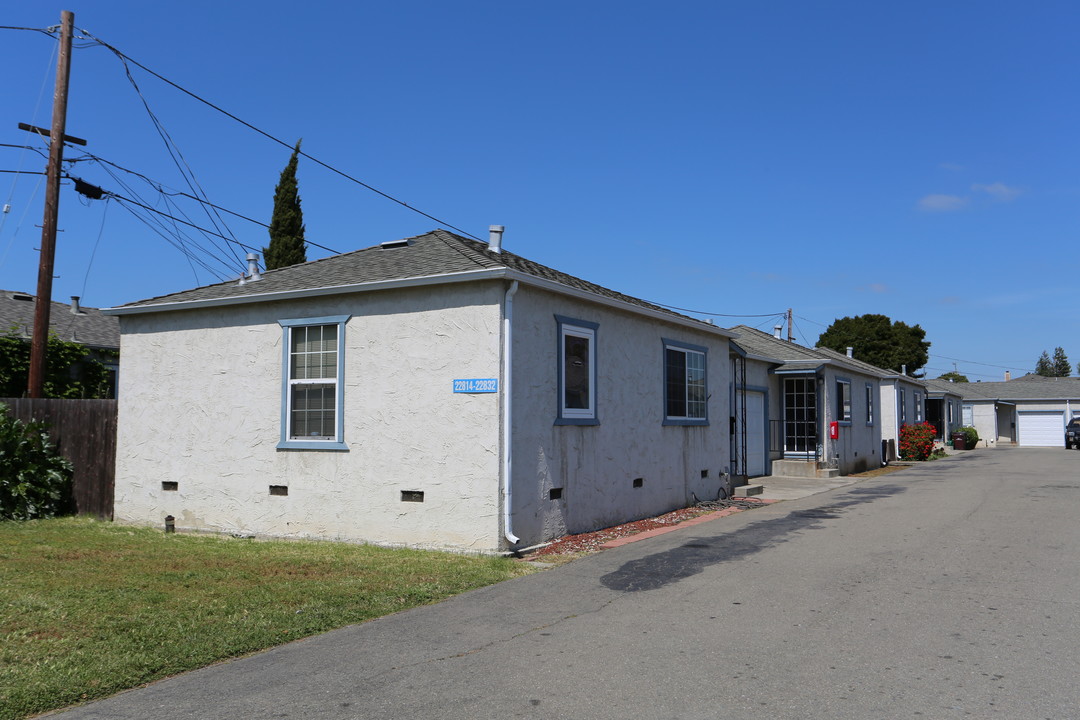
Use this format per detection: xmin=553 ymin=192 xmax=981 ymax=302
xmin=813 ymin=347 xmax=931 ymax=461
xmin=727 ymin=326 xmax=884 ymax=476
xmin=942 ymin=374 xmax=1080 ymax=448
xmin=104 ymin=229 xmax=737 ymax=552
xmin=922 ymin=379 xmax=964 ymax=445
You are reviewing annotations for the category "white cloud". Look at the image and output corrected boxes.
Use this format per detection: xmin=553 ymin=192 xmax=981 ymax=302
xmin=972 ymin=182 xmax=1022 ymax=202
xmin=918 ymin=194 xmax=968 ymax=212
xmin=857 ymin=283 xmax=889 ymax=294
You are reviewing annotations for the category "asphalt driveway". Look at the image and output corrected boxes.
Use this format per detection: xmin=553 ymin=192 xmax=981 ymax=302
xmin=52 ymin=447 xmax=1080 ymax=719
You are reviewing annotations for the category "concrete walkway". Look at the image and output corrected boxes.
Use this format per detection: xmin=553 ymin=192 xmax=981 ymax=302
xmin=754 ymin=472 xmax=868 ymax=501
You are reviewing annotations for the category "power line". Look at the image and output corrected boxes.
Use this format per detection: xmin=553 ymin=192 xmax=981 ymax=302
xmin=75 ymin=28 xmax=485 ymax=242
xmin=100 ymin=42 xmax=246 ymax=270
xmin=102 ymin=188 xmax=259 ymax=252
xmin=651 ymin=303 xmax=787 ymax=319
xmin=73 ymin=151 xmax=341 ymax=254
xmin=0 ymin=25 xmax=55 ymax=35
xmin=928 ymin=353 xmax=1030 ymax=372
xmin=107 ymin=196 xmax=231 ymax=283
xmin=797 ymin=313 xmax=1032 ymax=373
xmin=80 ymin=165 xmax=241 ymax=279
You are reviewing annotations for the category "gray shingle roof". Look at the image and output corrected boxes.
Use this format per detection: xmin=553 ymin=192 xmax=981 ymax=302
xmin=942 ymin=374 xmax=1080 ymax=401
xmin=728 ymin=325 xmax=830 ymax=367
xmin=731 ymin=325 xmax=932 ymax=381
xmin=111 ymin=230 xmax=720 ymax=332
xmin=0 ymin=290 xmax=119 ymax=350
xmin=812 ymin=346 xmax=923 ymax=385
xmin=921 ymin=377 xmax=969 ymax=399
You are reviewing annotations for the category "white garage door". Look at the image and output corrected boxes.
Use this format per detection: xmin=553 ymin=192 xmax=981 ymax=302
xmin=1018 ymin=411 xmax=1064 ymax=447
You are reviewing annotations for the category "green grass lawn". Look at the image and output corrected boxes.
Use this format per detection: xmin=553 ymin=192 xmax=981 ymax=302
xmin=0 ymin=517 xmax=533 ymax=720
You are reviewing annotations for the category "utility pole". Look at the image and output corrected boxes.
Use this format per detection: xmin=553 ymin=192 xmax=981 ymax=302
xmin=27 ymin=10 xmax=74 ymax=398
xmin=787 ymin=308 xmax=794 ymax=342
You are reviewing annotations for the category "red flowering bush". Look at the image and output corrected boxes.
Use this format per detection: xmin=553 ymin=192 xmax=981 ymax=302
xmin=899 ymin=422 xmax=937 ymax=460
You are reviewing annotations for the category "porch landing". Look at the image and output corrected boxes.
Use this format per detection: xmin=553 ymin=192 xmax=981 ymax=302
xmin=770 ymin=459 xmax=841 ymax=479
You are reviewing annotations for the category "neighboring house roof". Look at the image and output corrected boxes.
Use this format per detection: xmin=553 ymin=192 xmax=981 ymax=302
xmin=812 ymin=346 xmax=925 ymax=386
xmin=729 ymin=325 xmax=883 ymax=377
xmin=106 ymin=230 xmax=732 ymax=338
xmin=729 ymin=325 xmax=832 ymax=370
xmin=921 ymin=378 xmax=968 ymax=399
xmin=943 ymin=374 xmax=1080 ymax=402
xmin=0 ymin=290 xmax=120 ymax=350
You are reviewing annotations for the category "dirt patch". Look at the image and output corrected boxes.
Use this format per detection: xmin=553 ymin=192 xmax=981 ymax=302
xmin=846 ymin=465 xmax=909 ymax=479
xmin=526 ymin=500 xmax=769 ymax=561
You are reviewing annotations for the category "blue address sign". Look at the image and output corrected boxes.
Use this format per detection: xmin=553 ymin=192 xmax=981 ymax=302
xmin=453 ymin=378 xmax=499 ymax=393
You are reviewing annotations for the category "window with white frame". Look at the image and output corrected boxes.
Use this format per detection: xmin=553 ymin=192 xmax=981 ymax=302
xmin=556 ymin=315 xmax=598 ymax=424
xmin=962 ymin=404 xmax=973 ymax=427
xmin=915 ymin=392 xmax=923 ymax=422
xmin=279 ymin=316 xmax=349 ymax=449
xmin=836 ymin=378 xmax=852 ymax=423
xmin=865 ymin=383 xmax=875 ymax=425
xmin=899 ymin=388 xmax=907 ymax=424
xmin=664 ymin=339 xmax=707 ymax=425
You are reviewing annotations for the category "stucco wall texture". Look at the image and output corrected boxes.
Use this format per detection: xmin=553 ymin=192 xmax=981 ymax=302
xmin=820 ymin=367 xmax=881 ymax=475
xmin=115 ymin=279 xmax=734 ymax=551
xmin=115 ymin=284 xmax=505 ymax=552
xmin=509 ymin=286 xmax=732 ymax=545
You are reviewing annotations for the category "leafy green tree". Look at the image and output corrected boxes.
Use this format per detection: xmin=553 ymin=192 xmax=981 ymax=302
xmin=1035 ymin=347 xmax=1071 ymax=377
xmin=937 ymin=371 xmax=969 ymax=383
xmin=817 ymin=314 xmax=930 ymax=376
xmin=0 ymin=403 xmax=73 ymax=520
xmin=0 ymin=330 xmax=111 ymax=398
xmin=262 ymin=139 xmax=307 ymax=270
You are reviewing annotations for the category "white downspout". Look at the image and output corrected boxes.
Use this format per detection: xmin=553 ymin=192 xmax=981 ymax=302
xmin=502 ymin=280 xmax=520 ymax=545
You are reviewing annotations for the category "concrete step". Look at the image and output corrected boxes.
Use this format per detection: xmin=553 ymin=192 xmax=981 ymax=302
xmin=771 ymin=459 xmax=819 ymax=478
xmin=734 ymin=484 xmax=763 ymax=497
xmin=770 ymin=459 xmax=841 ymax=479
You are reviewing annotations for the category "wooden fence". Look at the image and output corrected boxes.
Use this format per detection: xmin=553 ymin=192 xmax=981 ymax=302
xmin=1 ymin=398 xmax=117 ymax=519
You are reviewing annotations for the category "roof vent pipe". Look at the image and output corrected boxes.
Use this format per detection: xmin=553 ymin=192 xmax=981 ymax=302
xmin=246 ymin=253 xmax=262 ymax=282
xmin=70 ymin=296 xmax=81 ymax=315
xmin=773 ymin=325 xmax=783 ymax=339
xmin=901 ymin=364 xmax=907 ymax=376
xmin=488 ymin=225 xmax=505 ymax=254
xmin=846 ymin=347 xmax=853 ymax=358
xmin=1004 ymin=370 xmax=1011 ymax=381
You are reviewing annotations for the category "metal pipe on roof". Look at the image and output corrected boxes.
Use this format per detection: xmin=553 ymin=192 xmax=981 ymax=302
xmin=489 ymin=225 xmax=505 ymax=254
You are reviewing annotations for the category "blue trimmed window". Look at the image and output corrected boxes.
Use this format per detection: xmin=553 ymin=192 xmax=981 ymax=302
xmin=278 ymin=316 xmax=350 ymax=450
xmin=555 ymin=315 xmax=598 ymax=425
xmin=899 ymin=388 xmax=907 ymax=424
xmin=836 ymin=378 xmax=852 ymax=424
xmin=663 ymin=339 xmax=707 ymax=425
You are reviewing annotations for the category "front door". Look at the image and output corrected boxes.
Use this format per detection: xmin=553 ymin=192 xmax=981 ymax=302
xmin=784 ymin=377 xmax=817 ymax=457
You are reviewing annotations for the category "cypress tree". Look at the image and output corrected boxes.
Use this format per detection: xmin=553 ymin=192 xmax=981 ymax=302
xmin=1051 ymin=347 xmax=1072 ymax=377
xmin=262 ymin=140 xmax=307 ymax=270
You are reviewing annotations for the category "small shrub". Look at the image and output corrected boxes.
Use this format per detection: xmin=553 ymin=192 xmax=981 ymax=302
xmin=0 ymin=404 xmax=73 ymax=520
xmin=899 ymin=422 xmax=937 ymax=461
xmin=957 ymin=425 xmax=979 ymax=449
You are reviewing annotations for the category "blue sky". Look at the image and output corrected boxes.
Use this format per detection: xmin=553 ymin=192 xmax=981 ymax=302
xmin=1 ymin=2 xmax=1076 ymax=380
